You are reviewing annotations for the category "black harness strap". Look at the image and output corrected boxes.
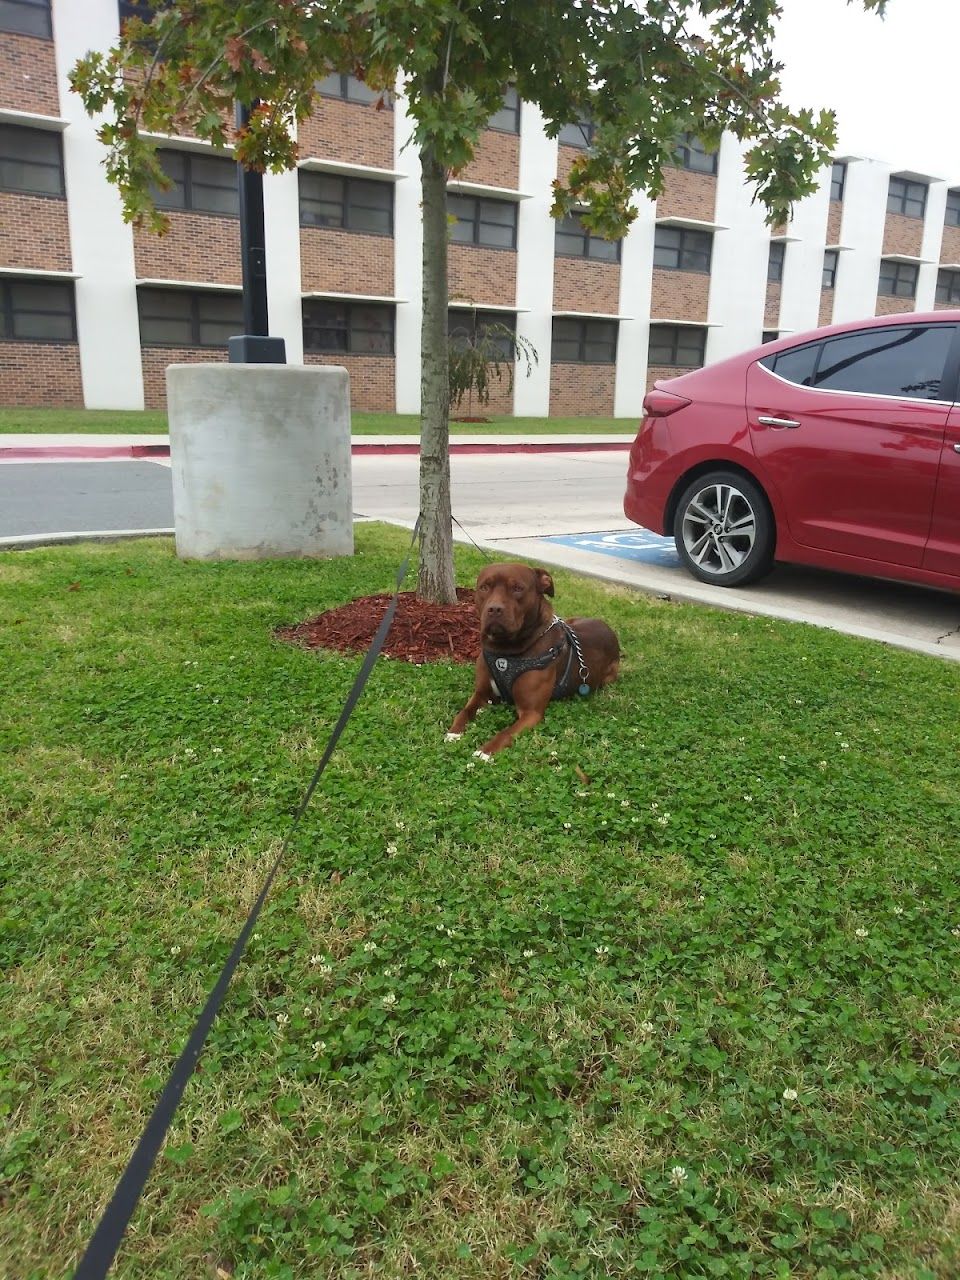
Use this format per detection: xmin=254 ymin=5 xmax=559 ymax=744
xmin=483 ymin=622 xmax=582 ymax=704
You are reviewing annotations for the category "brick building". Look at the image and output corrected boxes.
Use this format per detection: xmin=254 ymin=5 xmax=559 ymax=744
xmin=3 ymin=0 xmax=960 ymax=416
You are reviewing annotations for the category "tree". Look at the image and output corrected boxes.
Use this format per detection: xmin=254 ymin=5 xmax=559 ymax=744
xmin=71 ymin=0 xmax=887 ymax=603
xmin=448 ymin=311 xmax=538 ymax=419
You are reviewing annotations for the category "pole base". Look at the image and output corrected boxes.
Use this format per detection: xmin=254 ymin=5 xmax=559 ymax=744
xmin=228 ymin=335 xmax=287 ymax=364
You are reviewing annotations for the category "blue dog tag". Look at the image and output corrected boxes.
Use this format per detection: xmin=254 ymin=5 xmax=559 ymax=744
xmin=578 ymin=682 xmax=591 ymax=696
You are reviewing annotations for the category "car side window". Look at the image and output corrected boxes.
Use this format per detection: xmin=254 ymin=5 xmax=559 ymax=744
xmin=760 ymin=343 xmax=820 ymax=386
xmin=811 ymin=325 xmax=955 ymax=400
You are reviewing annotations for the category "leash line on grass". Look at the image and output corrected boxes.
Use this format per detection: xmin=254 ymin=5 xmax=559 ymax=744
xmin=73 ymin=517 xmax=422 ymax=1280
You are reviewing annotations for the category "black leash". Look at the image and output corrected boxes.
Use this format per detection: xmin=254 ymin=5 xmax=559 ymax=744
xmin=451 ymin=513 xmax=494 ymax=562
xmin=72 ymin=518 xmax=422 ymax=1280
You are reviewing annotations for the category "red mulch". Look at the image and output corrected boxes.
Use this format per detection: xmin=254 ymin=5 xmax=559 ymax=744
xmin=275 ymin=589 xmax=479 ymax=664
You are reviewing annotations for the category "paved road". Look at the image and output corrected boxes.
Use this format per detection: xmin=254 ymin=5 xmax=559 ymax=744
xmin=0 ymin=461 xmax=174 ymax=537
xmin=2 ymin=450 xmax=959 ymax=660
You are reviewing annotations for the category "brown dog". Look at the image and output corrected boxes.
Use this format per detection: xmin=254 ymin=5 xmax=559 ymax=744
xmin=447 ymin=563 xmax=620 ymax=758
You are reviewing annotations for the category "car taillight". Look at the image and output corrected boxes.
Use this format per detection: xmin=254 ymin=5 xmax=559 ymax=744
xmin=642 ymin=389 xmax=692 ymax=418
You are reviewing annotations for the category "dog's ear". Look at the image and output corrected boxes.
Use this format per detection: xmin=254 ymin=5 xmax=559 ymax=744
xmin=534 ymin=568 xmax=555 ymax=598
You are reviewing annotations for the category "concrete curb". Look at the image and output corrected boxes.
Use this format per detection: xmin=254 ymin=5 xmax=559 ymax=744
xmin=0 ymin=528 xmax=174 ymax=550
xmin=0 ymin=438 xmax=632 ymax=462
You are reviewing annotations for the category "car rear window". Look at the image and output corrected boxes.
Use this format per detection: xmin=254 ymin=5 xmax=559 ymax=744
xmin=760 ymin=343 xmax=819 ymax=386
xmin=759 ymin=324 xmax=956 ymax=400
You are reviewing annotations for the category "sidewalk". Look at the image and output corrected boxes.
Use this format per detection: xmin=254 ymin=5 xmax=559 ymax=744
xmin=0 ymin=432 xmax=635 ymax=461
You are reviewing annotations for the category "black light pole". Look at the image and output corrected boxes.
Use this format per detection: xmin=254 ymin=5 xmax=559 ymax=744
xmin=228 ymin=100 xmax=286 ymax=363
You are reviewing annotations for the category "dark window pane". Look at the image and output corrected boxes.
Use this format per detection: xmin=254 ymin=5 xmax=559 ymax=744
xmin=0 ymin=125 xmax=63 ymax=196
xmin=674 ymin=134 xmax=718 ymax=175
xmin=488 ymin=86 xmax=520 ymax=133
xmin=0 ymin=0 xmax=52 ymax=38
xmin=558 ymin=119 xmax=592 ymax=148
xmin=588 ymin=236 xmax=619 ymax=263
xmin=769 ymin=343 xmax=820 ymax=386
xmin=345 ymin=75 xmax=378 ymax=104
xmin=822 ymin=250 xmax=839 ymax=290
xmin=768 ymin=241 xmax=785 ymax=283
xmin=887 ymin=176 xmax=927 ymax=219
xmin=878 ymin=260 xmax=918 ymax=298
xmin=479 ymin=221 xmax=515 ymax=249
xmin=936 ymin=270 xmax=960 ymax=305
xmin=811 ymin=325 xmax=953 ymax=400
xmin=946 ymin=190 xmax=960 ymax=229
xmin=349 ymin=204 xmax=391 ymax=234
xmin=316 ymin=71 xmax=344 ymax=98
xmin=12 ymin=310 xmax=72 ymax=340
xmin=552 ymin=339 xmax=581 ymax=362
xmin=139 ymin=317 xmax=193 ymax=345
xmin=830 ymin=161 xmax=846 ymax=203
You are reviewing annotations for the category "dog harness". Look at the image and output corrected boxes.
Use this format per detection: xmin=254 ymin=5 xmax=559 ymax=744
xmin=483 ymin=618 xmax=591 ymax=705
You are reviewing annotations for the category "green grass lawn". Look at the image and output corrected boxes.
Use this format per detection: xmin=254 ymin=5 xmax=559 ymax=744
xmin=3 ymin=527 xmax=959 ymax=1279
xmin=0 ymin=407 xmax=631 ymax=437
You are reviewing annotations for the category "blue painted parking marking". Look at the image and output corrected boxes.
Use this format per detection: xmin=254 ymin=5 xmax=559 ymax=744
xmin=543 ymin=528 xmax=681 ymax=567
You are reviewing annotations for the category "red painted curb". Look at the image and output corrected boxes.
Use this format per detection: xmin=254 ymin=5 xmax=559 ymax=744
xmin=0 ymin=440 xmax=631 ymax=462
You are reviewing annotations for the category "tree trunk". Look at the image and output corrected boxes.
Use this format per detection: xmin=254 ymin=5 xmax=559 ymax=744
xmin=417 ymin=144 xmax=458 ymax=604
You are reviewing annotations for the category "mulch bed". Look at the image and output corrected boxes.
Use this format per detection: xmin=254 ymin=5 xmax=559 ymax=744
xmin=275 ymin=589 xmax=479 ymax=664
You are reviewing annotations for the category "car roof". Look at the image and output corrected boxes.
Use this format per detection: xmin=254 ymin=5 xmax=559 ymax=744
xmin=761 ymin=308 xmax=960 ymax=355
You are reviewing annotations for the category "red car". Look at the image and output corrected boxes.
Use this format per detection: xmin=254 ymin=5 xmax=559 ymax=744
xmin=624 ymin=310 xmax=960 ymax=590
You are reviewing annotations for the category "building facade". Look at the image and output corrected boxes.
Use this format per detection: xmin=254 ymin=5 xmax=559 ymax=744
xmin=3 ymin=0 xmax=960 ymax=416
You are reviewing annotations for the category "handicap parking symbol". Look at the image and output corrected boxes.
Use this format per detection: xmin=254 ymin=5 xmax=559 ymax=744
xmin=543 ymin=528 xmax=681 ymax=567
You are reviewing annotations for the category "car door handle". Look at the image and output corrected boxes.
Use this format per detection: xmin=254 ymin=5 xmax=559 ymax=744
xmin=954 ymin=443 xmax=960 ymax=454
xmin=757 ymin=415 xmax=801 ymax=429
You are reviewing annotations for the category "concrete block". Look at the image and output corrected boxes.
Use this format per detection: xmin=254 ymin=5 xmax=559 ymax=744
xmin=166 ymin=363 xmax=353 ymax=561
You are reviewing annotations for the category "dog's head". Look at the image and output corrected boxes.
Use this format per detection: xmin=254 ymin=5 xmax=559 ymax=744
xmin=474 ymin=563 xmax=555 ymax=645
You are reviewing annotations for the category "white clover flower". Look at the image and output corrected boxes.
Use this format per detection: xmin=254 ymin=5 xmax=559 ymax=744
xmin=650 ymin=801 xmax=659 ymax=811
xmin=743 ymin=795 xmax=753 ymax=803
xmin=212 ymin=746 xmax=223 ymax=753
xmin=523 ymin=949 xmax=535 ymax=958
xmin=563 ymin=822 xmax=572 ymax=830
xmin=621 ymin=799 xmax=630 ymax=808
xmin=275 ymin=1013 xmax=289 ymax=1027
xmin=840 ymin=742 xmax=849 ymax=750
xmin=893 ymin=906 xmax=904 ymax=916
xmin=303 ymin=1006 xmax=312 ymax=1017
xmin=576 ymin=790 xmax=588 ymax=798
xmin=782 ymin=1088 xmax=798 ymax=1102
xmin=395 ymin=821 xmax=405 ymax=830
xmin=363 ymin=941 xmax=378 ymax=953
xmin=437 ymin=958 xmax=448 ymax=968
xmin=778 ymin=754 xmax=786 ymax=762
xmin=386 ymin=843 xmax=398 ymax=855
xmin=212 ymin=698 xmax=221 ymax=705
xmin=381 ymin=992 xmax=397 ymax=1008
xmin=252 ymin=932 xmax=260 ymax=941
xmin=794 ymin=698 xmax=803 ymax=705
xmin=606 ymin=792 xmax=616 ymax=799
xmin=696 ymin=894 xmax=706 ymax=903
xmin=656 ymin=815 xmax=669 ymax=826
xmin=639 ymin=1020 xmax=655 ymax=1035
xmin=855 ymin=927 xmax=869 ymax=939
xmin=170 ymin=944 xmax=181 ymax=955
xmin=183 ymin=747 xmax=197 ymax=758
xmin=595 ymin=945 xmax=610 ymax=958
xmin=952 ymin=928 xmax=960 ymax=939
xmin=312 ymin=1040 xmax=326 ymax=1056
xmin=669 ymin=1166 xmax=688 ymax=1186
xmin=309 ymin=954 xmax=326 ymax=966
xmin=818 ymin=760 xmax=828 ymax=769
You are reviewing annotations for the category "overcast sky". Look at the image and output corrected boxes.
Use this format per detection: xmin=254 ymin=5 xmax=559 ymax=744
xmin=773 ymin=0 xmax=958 ymax=181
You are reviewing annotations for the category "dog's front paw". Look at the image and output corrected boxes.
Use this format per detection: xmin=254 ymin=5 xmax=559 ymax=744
xmin=473 ymin=749 xmax=494 ymax=763
xmin=444 ymin=731 xmax=463 ymax=742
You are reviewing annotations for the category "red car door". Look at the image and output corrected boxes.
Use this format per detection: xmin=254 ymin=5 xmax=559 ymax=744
xmin=746 ymin=323 xmax=954 ymax=567
xmin=923 ymin=403 xmax=960 ymax=577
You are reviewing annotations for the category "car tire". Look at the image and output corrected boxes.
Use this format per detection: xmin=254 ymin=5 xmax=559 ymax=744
xmin=672 ymin=470 xmax=775 ymax=587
